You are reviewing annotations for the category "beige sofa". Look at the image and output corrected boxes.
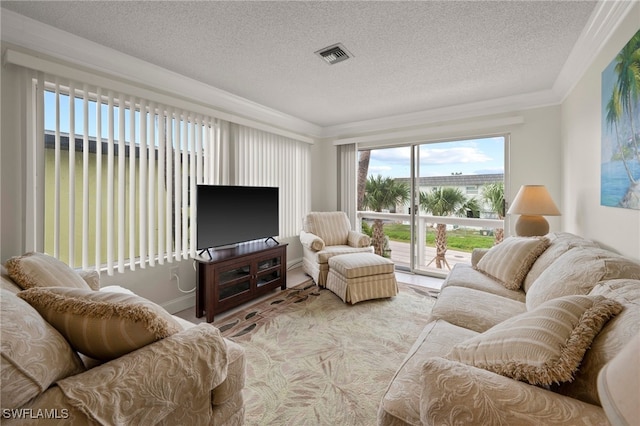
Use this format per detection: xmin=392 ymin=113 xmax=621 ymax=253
xmin=300 ymin=211 xmax=373 ymax=286
xmin=1 ymin=253 xmax=245 ymax=425
xmin=379 ymin=232 xmax=640 ymax=425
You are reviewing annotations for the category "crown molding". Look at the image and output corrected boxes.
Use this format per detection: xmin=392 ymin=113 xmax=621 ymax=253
xmin=321 ymin=90 xmax=559 ymax=139
xmin=0 ymin=9 xmax=323 ymax=139
xmin=553 ymin=0 xmax=637 ymax=102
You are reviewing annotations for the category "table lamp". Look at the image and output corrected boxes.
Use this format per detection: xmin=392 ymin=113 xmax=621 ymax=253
xmin=507 ymin=185 xmax=560 ymax=236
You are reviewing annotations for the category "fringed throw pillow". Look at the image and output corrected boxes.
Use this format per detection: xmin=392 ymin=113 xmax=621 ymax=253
xmin=18 ymin=287 xmax=183 ymax=361
xmin=474 ymin=236 xmax=550 ymax=290
xmin=446 ymin=294 xmax=623 ymax=386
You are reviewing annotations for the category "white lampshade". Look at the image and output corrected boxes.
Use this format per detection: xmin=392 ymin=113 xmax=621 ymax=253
xmin=597 ymin=332 xmax=640 ymax=426
xmin=507 ymin=185 xmax=561 ymax=216
xmin=507 ymin=185 xmax=560 ymax=236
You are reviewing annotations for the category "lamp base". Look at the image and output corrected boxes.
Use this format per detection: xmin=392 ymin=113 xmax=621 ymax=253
xmin=515 ymin=215 xmax=549 ymax=237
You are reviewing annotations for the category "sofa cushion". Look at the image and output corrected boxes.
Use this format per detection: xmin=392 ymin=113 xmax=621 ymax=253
xmin=1 ymin=289 xmax=85 ymax=408
xmin=447 ymin=294 xmax=623 ymax=386
xmin=475 ymin=236 xmax=550 ymax=290
xmin=312 ymin=245 xmax=375 ymax=264
xmin=429 ymin=286 xmax=526 ymax=333
xmin=1 ymin=265 xmax=21 ymax=294
xmin=526 ymin=247 xmax=640 ymax=310
xmin=18 ymin=287 xmax=183 ymax=361
xmin=5 ymin=252 xmax=94 ymax=291
xmin=378 ymin=319 xmax=478 ymax=426
xmin=441 ymin=263 xmax=526 ymax=302
xmin=523 ymin=232 xmax=599 ymax=292
xmin=554 ymin=279 xmax=640 ymax=405
xmin=420 ymin=357 xmax=610 ymax=426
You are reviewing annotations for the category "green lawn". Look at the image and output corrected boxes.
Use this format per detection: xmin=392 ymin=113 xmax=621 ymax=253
xmin=381 ymin=223 xmax=495 ymax=252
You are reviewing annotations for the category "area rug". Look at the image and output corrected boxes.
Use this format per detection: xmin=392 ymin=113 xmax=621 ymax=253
xmin=213 ymin=281 xmax=436 ymax=426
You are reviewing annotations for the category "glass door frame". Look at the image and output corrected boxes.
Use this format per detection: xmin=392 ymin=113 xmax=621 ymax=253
xmin=404 ymin=135 xmax=510 ymax=278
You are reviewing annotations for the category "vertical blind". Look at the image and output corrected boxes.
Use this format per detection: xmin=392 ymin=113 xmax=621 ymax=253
xmin=234 ymin=125 xmax=311 ymax=240
xmin=40 ymin=78 xmax=224 ymax=274
xmin=34 ymin=76 xmax=311 ymax=275
xmin=337 ymin=143 xmax=357 ymax=228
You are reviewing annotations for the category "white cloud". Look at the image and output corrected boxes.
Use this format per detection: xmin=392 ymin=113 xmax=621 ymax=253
xmin=368 ymin=165 xmax=393 ymax=174
xmin=420 ymin=146 xmax=491 ymax=164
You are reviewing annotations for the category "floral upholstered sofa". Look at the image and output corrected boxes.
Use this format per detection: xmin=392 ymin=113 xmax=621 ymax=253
xmin=1 ymin=252 xmax=245 ymax=425
xmin=379 ymin=232 xmax=640 ymax=425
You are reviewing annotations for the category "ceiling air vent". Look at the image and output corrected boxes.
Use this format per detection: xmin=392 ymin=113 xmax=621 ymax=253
xmin=315 ymin=43 xmax=353 ymax=65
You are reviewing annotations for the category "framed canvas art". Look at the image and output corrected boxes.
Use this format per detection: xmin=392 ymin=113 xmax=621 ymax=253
xmin=601 ymin=29 xmax=640 ymax=210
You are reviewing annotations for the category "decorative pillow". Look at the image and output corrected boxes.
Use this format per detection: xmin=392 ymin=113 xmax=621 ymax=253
xmin=526 ymin=247 xmax=640 ymax=310
xmin=522 ymin=233 xmax=599 ymax=292
xmin=446 ymin=294 xmax=623 ymax=386
xmin=77 ymin=269 xmax=101 ymax=291
xmin=1 ymin=289 xmax=85 ymax=408
xmin=475 ymin=236 xmax=550 ymax=290
xmin=5 ymin=252 xmax=92 ymax=290
xmin=18 ymin=287 xmax=182 ymax=361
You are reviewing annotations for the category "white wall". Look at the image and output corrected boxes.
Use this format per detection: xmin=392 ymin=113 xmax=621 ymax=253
xmin=310 ymin=139 xmax=338 ymax=211
xmin=0 ymin=64 xmax=25 ymax=262
xmin=313 ymin=107 xmax=564 ymax=237
xmin=561 ymin=3 xmax=640 ymax=259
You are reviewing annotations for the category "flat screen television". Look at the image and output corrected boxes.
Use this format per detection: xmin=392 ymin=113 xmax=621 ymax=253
xmin=196 ymin=185 xmax=279 ymax=251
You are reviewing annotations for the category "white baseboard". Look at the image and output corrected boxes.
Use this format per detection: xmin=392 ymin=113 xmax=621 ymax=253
xmin=163 ymin=292 xmax=196 ymax=315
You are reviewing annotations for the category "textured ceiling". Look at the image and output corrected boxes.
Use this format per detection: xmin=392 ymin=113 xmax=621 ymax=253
xmin=1 ymin=1 xmax=598 ymax=128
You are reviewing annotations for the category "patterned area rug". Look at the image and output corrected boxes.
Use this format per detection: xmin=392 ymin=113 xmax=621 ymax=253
xmin=213 ymin=281 xmax=436 ymax=426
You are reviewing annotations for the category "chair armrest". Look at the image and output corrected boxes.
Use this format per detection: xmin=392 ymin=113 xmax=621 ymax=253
xmin=54 ymin=324 xmax=228 ymax=425
xmin=471 ymin=248 xmax=490 ymax=267
xmin=420 ymin=357 xmax=608 ymax=426
xmin=300 ymin=230 xmax=325 ymax=251
xmin=347 ymin=230 xmax=371 ymax=248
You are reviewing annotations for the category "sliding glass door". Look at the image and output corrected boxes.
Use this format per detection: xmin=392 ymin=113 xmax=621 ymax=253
xmin=358 ymin=136 xmax=506 ymax=277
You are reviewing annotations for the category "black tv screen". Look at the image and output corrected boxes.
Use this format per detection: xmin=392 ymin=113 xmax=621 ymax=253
xmin=196 ymin=185 xmax=279 ymax=250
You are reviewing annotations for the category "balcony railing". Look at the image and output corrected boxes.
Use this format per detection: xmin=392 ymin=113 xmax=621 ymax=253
xmin=356 ymin=211 xmax=504 ymax=277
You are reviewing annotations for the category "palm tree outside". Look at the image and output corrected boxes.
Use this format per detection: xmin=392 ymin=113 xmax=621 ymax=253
xmin=362 ymin=175 xmax=410 ymax=256
xmin=420 ymin=187 xmax=478 ymax=269
xmin=481 ymin=182 xmax=505 ymax=244
xmin=357 ymin=150 xmax=371 ymax=210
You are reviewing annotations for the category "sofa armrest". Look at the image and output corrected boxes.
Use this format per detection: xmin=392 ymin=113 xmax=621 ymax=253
xmin=53 ymin=324 xmax=228 ymax=425
xmin=420 ymin=357 xmax=608 ymax=426
xmin=347 ymin=230 xmax=371 ymax=248
xmin=300 ymin=230 xmax=325 ymax=251
xmin=471 ymin=248 xmax=490 ymax=267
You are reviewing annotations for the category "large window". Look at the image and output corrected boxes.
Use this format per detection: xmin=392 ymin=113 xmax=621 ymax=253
xmin=357 ymin=137 xmax=506 ymax=277
xmin=34 ymin=75 xmax=310 ymax=275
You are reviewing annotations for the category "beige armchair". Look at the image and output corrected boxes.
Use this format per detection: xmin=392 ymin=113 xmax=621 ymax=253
xmin=300 ymin=211 xmax=373 ymax=286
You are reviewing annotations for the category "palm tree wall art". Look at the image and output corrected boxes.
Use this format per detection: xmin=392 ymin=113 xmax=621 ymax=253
xmin=601 ymin=29 xmax=640 ymax=210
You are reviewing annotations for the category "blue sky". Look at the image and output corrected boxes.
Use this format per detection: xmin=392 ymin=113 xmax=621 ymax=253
xmin=366 ymin=137 xmax=505 ymax=178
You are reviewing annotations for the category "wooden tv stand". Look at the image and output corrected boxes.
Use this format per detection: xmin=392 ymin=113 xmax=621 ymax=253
xmin=196 ymin=241 xmax=287 ymax=323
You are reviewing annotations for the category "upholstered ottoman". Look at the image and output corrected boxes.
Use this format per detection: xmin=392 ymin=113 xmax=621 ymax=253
xmin=326 ymin=253 xmax=398 ymax=304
